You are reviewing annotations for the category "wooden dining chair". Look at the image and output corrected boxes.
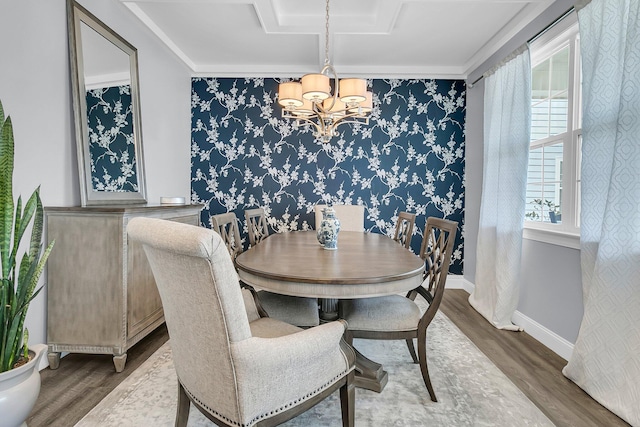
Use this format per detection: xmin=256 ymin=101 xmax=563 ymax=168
xmin=212 ymin=211 xmax=320 ymax=328
xmin=128 ymin=217 xmax=355 ymax=427
xmin=245 ymin=207 xmax=270 ymax=247
xmin=245 ymin=208 xmax=320 ymax=327
xmin=393 ymin=211 xmax=416 ymax=249
xmin=211 ymin=212 xmax=243 ymax=260
xmin=315 ymin=204 xmax=365 ymax=232
xmin=339 ymin=217 xmax=458 ymax=402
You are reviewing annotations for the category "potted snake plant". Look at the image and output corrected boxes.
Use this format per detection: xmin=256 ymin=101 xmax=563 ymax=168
xmin=0 ymin=98 xmax=54 ymax=427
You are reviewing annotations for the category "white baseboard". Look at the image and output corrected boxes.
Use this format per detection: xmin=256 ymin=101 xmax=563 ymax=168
xmin=511 ymin=311 xmax=574 ymax=361
xmin=446 ymin=274 xmax=475 ymax=294
xmin=448 ymin=276 xmax=574 ymax=361
xmin=444 ymin=274 xmax=466 ymax=289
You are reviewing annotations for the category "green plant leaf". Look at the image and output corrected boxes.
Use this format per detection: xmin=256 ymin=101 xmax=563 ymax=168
xmin=28 ymin=189 xmax=43 ymax=264
xmin=0 ymin=278 xmax=10 ymax=369
xmin=5 ymin=285 xmax=44 ymax=369
xmin=22 ymin=240 xmax=53 ymax=316
xmin=8 ymin=240 xmax=52 ymax=367
xmin=6 ymin=196 xmax=23 ymax=290
xmin=15 ymin=192 xmax=41 ymax=305
xmin=14 ymin=195 xmax=36 ymax=266
xmin=0 ymin=116 xmax=15 ymax=280
xmin=0 ymin=100 xmax=53 ymax=372
xmin=17 ymin=250 xmax=34 ymax=309
xmin=3 ymin=309 xmax=22 ymax=369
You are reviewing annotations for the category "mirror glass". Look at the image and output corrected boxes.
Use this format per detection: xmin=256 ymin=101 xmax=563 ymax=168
xmin=68 ymin=0 xmax=147 ymax=205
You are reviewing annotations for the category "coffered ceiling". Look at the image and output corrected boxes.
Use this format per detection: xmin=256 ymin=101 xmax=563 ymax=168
xmin=120 ymin=0 xmax=554 ymax=79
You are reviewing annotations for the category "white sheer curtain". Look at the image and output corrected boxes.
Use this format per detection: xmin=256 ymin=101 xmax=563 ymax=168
xmin=469 ymin=48 xmax=531 ymax=331
xmin=562 ymin=0 xmax=640 ymax=424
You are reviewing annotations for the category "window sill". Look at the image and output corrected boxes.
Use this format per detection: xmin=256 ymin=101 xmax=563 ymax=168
xmin=522 ymin=226 xmax=580 ymax=249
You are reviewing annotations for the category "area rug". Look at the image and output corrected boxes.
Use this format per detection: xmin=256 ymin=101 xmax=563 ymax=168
xmin=76 ymin=312 xmax=554 ymax=426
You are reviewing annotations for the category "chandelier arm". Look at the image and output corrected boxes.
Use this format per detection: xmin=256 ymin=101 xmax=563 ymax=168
xmin=309 ymin=101 xmax=330 ymax=136
xmin=331 ymin=114 xmax=370 ymax=130
xmin=281 ymin=110 xmax=324 ymax=135
xmin=320 ymin=63 xmax=340 ymax=112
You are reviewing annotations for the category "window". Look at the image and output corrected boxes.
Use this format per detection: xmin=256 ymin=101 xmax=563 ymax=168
xmin=524 ymin=13 xmax=581 ymax=248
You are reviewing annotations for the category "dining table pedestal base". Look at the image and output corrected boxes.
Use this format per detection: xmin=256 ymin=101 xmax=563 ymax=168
xmin=319 ymin=298 xmax=339 ymax=321
xmin=353 ymin=347 xmax=389 ymax=393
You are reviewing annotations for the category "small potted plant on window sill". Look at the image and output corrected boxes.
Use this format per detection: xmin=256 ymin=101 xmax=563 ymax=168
xmin=0 ymin=99 xmax=54 ymax=427
xmin=525 ymin=198 xmax=560 ymax=222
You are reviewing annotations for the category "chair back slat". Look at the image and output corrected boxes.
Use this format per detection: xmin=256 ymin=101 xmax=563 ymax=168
xmin=418 ymin=217 xmax=458 ymax=326
xmin=393 ymin=211 xmax=416 ymax=249
xmin=245 ymin=208 xmax=270 ymax=247
xmin=211 ymin=212 xmax=243 ymax=259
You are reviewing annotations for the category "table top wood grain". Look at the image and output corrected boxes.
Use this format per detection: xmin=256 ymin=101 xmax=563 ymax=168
xmin=235 ymin=231 xmax=425 ymax=298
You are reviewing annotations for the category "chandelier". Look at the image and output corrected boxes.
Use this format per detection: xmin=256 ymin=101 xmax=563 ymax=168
xmin=277 ymin=0 xmax=372 ymax=143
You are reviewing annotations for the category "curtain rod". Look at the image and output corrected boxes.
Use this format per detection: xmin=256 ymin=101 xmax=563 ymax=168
xmin=528 ymin=6 xmax=575 ymax=44
xmin=467 ymin=6 xmax=575 ymax=89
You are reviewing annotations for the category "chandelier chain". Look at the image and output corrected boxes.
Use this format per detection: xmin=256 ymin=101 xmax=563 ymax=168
xmin=324 ymin=0 xmax=330 ymax=65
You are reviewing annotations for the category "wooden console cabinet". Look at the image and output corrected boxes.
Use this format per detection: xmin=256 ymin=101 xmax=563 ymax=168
xmin=45 ymin=204 xmax=202 ymax=372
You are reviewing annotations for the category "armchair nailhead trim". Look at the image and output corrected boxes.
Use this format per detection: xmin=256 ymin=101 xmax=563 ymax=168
xmin=184 ymin=368 xmax=350 ymax=427
xmin=185 ymin=389 xmax=241 ymax=427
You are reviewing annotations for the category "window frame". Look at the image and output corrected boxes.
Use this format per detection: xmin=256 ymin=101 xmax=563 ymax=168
xmin=524 ymin=12 xmax=581 ymax=249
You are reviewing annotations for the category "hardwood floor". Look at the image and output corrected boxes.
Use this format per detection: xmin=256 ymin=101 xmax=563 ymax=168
xmin=28 ymin=289 xmax=628 ymax=427
xmin=27 ymin=324 xmax=169 ymax=427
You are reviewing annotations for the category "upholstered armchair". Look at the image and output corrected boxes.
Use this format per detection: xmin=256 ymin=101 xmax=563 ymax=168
xmin=128 ymin=218 xmax=355 ymax=427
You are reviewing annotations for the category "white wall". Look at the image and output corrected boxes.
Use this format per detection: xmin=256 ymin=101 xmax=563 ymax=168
xmin=0 ymin=0 xmax=191 ymax=364
xmin=464 ymin=0 xmax=583 ymax=353
xmin=462 ymin=79 xmax=484 ymax=288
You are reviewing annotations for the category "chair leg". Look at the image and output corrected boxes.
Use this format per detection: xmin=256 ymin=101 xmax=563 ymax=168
xmin=344 ymin=329 xmax=354 ymax=346
xmin=417 ymin=328 xmax=437 ymax=402
xmin=175 ymin=382 xmax=191 ymax=427
xmin=340 ymin=371 xmax=355 ymax=427
xmin=405 ymin=338 xmax=419 ymax=363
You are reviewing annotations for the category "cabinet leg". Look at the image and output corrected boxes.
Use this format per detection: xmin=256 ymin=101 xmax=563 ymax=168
xmin=47 ymin=351 xmax=61 ymax=370
xmin=113 ymin=353 xmax=127 ymax=373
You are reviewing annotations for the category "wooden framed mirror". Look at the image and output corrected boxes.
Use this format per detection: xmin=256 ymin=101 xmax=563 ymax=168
xmin=67 ymin=0 xmax=147 ymax=205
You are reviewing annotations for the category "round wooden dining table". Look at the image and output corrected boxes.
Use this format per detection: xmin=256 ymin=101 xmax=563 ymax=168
xmin=235 ymin=230 xmax=425 ymax=392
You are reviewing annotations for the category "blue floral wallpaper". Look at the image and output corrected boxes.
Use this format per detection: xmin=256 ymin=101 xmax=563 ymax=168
xmin=86 ymin=85 xmax=139 ymax=192
xmin=190 ymin=78 xmax=466 ymax=274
